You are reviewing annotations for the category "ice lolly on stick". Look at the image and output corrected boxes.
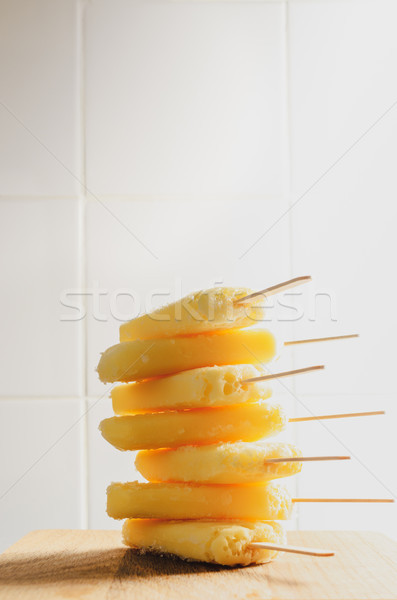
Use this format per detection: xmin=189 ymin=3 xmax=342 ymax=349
xmin=122 ymin=519 xmax=287 ymax=567
xmin=100 ymin=402 xmax=287 ymax=451
xmin=112 ymin=364 xmax=271 ymax=415
xmin=97 ymin=329 xmax=276 ymax=383
xmin=100 ymin=406 xmax=382 ymax=453
xmin=120 ymin=287 xmax=266 ymax=342
xmin=135 ymin=442 xmax=303 ymax=484
xmin=111 ymin=364 xmax=322 ymax=415
xmin=120 ymin=278 xmax=313 ymax=342
xmin=107 ymin=481 xmax=292 ymax=520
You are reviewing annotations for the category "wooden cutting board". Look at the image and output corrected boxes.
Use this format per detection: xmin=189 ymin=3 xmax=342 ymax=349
xmin=0 ymin=530 xmax=396 ymax=600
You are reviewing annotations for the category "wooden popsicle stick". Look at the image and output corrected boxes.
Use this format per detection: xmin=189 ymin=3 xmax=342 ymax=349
xmin=290 ymin=410 xmax=385 ymax=423
xmin=264 ymin=455 xmax=350 ymax=464
xmin=241 ymin=364 xmax=324 ymax=384
xmin=248 ymin=542 xmax=335 ymax=557
xmin=234 ymin=275 xmax=312 ymax=304
xmin=293 ymin=498 xmax=394 ymax=503
xmin=285 ymin=333 xmax=359 ymax=346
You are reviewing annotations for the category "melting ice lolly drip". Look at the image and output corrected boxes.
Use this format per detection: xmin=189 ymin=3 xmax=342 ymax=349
xmin=119 ymin=277 xmax=312 ymax=342
xmin=97 ymin=328 xmax=276 ymax=383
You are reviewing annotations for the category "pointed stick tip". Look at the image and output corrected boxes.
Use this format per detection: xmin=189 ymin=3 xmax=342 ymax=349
xmin=290 ymin=410 xmax=385 ymax=423
xmin=292 ymin=498 xmax=395 ymax=503
xmin=264 ymin=455 xmax=350 ymax=464
xmin=285 ymin=333 xmax=360 ymax=346
xmin=248 ymin=541 xmax=334 ymax=557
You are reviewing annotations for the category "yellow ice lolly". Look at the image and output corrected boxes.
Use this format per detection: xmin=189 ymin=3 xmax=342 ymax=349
xmin=100 ymin=402 xmax=287 ymax=451
xmin=112 ymin=364 xmax=271 ymax=414
xmin=122 ymin=519 xmax=286 ymax=566
xmin=135 ymin=442 xmax=302 ymax=484
xmin=97 ymin=328 xmax=276 ymax=384
xmin=120 ymin=287 xmax=265 ymax=341
xmin=107 ymin=481 xmax=292 ymax=520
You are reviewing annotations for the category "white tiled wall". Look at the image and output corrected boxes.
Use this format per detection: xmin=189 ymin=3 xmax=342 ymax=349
xmin=0 ymin=0 xmax=79 ymax=196
xmin=85 ymin=0 xmax=284 ymax=197
xmin=1 ymin=0 xmax=396 ymax=552
xmin=287 ymin=0 xmax=397 ymax=540
xmin=0 ymin=399 xmax=83 ymax=550
xmin=0 ymin=198 xmax=81 ymax=396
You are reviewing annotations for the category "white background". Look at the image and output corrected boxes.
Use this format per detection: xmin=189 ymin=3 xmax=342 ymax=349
xmin=0 ymin=0 xmax=396 ymax=552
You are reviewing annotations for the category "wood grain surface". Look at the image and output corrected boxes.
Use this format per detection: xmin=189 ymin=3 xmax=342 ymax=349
xmin=0 ymin=530 xmax=396 ymax=600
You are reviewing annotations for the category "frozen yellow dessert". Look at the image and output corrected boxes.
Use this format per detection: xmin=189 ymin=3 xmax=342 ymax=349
xmin=135 ymin=441 xmax=302 ymax=484
xmin=97 ymin=328 xmax=276 ymax=383
xmin=111 ymin=364 xmax=271 ymax=414
xmin=122 ymin=519 xmax=286 ymax=566
xmin=100 ymin=402 xmax=287 ymax=451
xmin=119 ymin=287 xmax=265 ymax=341
xmin=96 ymin=277 xmax=327 ymax=567
xmin=107 ymin=481 xmax=292 ymax=520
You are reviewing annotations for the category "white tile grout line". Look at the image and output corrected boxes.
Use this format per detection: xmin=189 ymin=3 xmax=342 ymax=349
xmin=77 ymin=0 xmax=89 ymax=532
xmin=283 ymin=0 xmax=301 ymax=531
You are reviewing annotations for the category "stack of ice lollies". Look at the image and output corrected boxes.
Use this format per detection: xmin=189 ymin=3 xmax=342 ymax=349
xmin=97 ymin=280 xmax=389 ymax=566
